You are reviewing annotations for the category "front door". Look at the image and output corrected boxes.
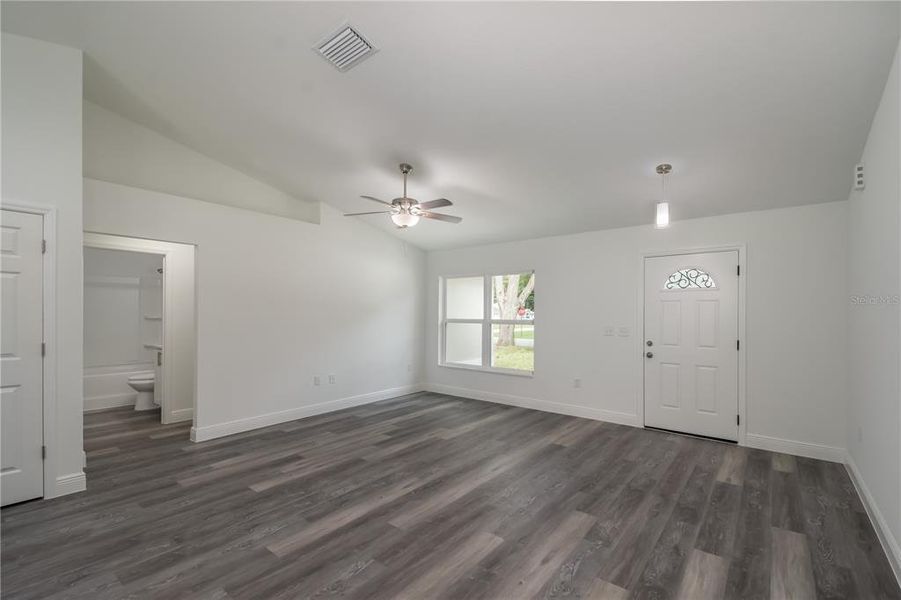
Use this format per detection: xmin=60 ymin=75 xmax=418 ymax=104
xmin=1 ymin=209 xmax=45 ymax=505
xmin=643 ymin=251 xmax=739 ymax=441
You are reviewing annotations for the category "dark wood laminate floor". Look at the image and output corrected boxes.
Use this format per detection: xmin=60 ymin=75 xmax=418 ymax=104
xmin=2 ymin=393 xmax=898 ymax=600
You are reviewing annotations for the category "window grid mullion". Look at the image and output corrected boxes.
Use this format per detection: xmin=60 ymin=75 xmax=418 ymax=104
xmin=482 ymin=275 xmax=491 ymax=368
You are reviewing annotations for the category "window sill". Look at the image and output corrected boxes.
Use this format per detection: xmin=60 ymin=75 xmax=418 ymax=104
xmin=438 ymin=362 xmax=534 ymax=378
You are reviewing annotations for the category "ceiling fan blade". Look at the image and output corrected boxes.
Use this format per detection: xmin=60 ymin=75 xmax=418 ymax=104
xmin=419 ymin=198 xmax=452 ymax=210
xmin=344 ymin=210 xmax=392 ymax=216
xmin=421 ymin=211 xmax=462 ymax=224
xmin=360 ymin=195 xmax=392 ymax=206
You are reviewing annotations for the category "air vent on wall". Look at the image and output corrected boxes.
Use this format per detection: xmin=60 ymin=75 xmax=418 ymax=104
xmin=315 ymin=25 xmax=377 ymax=72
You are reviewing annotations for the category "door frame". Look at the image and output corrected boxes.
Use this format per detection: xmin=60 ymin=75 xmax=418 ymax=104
xmin=637 ymin=244 xmax=747 ymax=446
xmin=83 ymin=232 xmax=195 ymax=425
xmin=2 ymin=202 xmax=57 ymax=498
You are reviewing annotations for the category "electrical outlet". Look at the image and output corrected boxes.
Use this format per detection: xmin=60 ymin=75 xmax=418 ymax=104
xmin=313 ymin=376 xmax=321 ymax=386
xmin=328 ymin=374 xmax=336 ymax=384
xmin=573 ymin=378 xmax=582 ymax=389
xmin=407 ymin=363 xmax=412 ymax=372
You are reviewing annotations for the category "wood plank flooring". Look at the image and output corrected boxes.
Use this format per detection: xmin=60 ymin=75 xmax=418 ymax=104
xmin=1 ymin=392 xmax=898 ymax=599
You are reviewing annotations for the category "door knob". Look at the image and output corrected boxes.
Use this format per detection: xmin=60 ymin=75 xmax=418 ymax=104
xmin=646 ymin=351 xmax=654 ymax=358
xmin=646 ymin=340 xmax=653 ymax=347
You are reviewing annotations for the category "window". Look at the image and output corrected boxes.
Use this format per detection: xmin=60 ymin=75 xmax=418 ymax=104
xmin=664 ymin=267 xmax=716 ymax=290
xmin=441 ymin=272 xmax=535 ymax=373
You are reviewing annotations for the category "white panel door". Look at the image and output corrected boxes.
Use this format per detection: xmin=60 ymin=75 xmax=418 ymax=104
xmin=1 ymin=210 xmax=44 ymax=506
xmin=644 ymin=251 xmax=738 ymax=441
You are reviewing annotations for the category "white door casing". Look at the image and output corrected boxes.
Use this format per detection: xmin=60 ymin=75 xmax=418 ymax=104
xmin=1 ymin=209 xmax=44 ymax=505
xmin=644 ymin=251 xmax=739 ymax=441
xmin=83 ymin=233 xmax=196 ymax=425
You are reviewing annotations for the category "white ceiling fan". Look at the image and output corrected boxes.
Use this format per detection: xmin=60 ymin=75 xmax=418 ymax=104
xmin=344 ymin=163 xmax=462 ymax=228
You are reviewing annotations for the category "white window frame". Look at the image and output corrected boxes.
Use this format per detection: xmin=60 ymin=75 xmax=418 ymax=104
xmin=439 ymin=272 xmax=535 ymax=377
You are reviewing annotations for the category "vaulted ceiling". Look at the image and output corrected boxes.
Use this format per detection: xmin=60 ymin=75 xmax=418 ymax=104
xmin=3 ymin=2 xmax=898 ymax=249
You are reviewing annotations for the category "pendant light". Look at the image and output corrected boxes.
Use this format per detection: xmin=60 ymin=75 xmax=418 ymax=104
xmin=655 ymin=163 xmax=671 ymax=229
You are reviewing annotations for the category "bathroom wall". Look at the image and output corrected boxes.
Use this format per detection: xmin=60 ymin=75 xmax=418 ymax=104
xmin=83 ymin=248 xmax=163 ymax=411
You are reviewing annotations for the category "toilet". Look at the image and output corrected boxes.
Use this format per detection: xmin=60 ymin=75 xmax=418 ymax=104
xmin=128 ymin=372 xmax=157 ymax=411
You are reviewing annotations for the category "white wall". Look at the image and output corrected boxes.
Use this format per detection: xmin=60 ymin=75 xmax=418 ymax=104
xmin=427 ymin=201 xmax=849 ymax=460
xmin=83 ymin=102 xmax=319 ymax=224
xmin=84 ymin=178 xmax=426 ymax=440
xmin=1 ymin=33 xmax=85 ymax=496
xmin=83 ymin=248 xmax=161 ymax=411
xmin=846 ymin=41 xmax=901 ymax=575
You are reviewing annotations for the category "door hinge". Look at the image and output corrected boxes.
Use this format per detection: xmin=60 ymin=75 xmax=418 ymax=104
xmin=41 ymin=239 xmax=47 ymax=254
xmin=41 ymin=342 xmax=46 ymax=357
xmin=736 ymin=264 xmax=740 ymax=276
xmin=41 ymin=445 xmax=46 ymax=459
xmin=737 ymin=415 xmax=740 ymax=426
xmin=736 ymin=339 xmax=740 ymax=351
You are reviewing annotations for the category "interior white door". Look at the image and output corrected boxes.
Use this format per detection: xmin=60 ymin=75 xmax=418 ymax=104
xmin=644 ymin=251 xmax=739 ymax=441
xmin=1 ymin=209 xmax=44 ymax=506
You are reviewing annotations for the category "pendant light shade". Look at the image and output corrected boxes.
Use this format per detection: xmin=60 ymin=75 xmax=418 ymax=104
xmin=654 ymin=163 xmax=672 ymax=229
xmin=655 ymin=202 xmax=670 ymax=228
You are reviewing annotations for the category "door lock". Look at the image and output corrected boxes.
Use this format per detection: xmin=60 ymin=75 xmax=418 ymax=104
xmin=646 ymin=340 xmax=653 ymax=347
xmin=646 ymin=351 xmax=654 ymax=358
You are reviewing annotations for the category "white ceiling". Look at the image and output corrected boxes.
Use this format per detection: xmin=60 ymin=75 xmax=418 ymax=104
xmin=3 ymin=2 xmax=898 ymax=250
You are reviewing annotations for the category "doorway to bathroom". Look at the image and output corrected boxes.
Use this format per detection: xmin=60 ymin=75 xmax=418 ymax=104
xmin=83 ymin=233 xmax=196 ymax=426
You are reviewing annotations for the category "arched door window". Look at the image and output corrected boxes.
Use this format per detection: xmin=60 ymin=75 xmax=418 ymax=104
xmin=664 ymin=267 xmax=716 ymax=290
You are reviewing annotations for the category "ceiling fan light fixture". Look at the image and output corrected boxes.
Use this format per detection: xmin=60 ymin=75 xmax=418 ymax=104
xmin=391 ymin=212 xmax=420 ymax=228
xmin=350 ymin=163 xmax=460 ymax=227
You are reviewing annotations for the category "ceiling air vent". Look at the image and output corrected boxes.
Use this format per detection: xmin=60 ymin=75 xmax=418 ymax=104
xmin=315 ymin=25 xmax=377 ymax=72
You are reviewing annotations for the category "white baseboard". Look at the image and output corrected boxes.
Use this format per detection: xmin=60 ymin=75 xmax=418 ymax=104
xmin=84 ymin=392 xmax=135 ymax=412
xmin=845 ymin=452 xmax=901 ymax=586
xmin=169 ymin=407 xmax=193 ymax=423
xmin=425 ymin=383 xmax=641 ymax=428
xmin=190 ymin=384 xmax=425 ymax=442
xmin=49 ymin=471 xmax=86 ymax=498
xmin=744 ymin=433 xmax=844 ymax=463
